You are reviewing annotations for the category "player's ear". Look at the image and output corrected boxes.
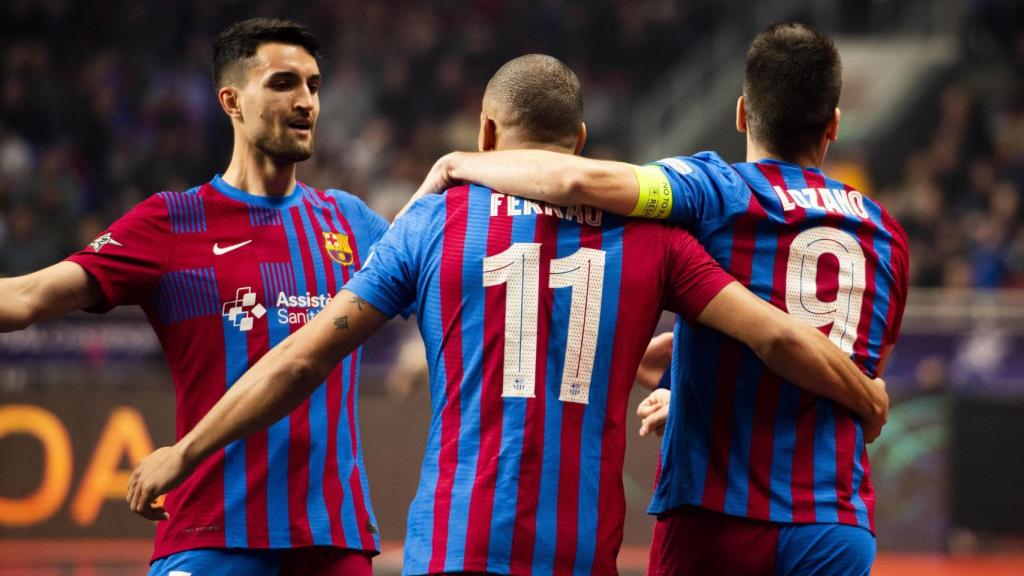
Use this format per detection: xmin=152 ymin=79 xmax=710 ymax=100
xmin=573 ymin=122 xmax=587 ymax=155
xmin=219 ymin=87 xmax=242 ymax=120
xmin=736 ymin=96 xmax=748 ymax=134
xmin=479 ymin=112 xmax=497 ymax=152
xmin=826 ymin=107 xmax=841 ymax=142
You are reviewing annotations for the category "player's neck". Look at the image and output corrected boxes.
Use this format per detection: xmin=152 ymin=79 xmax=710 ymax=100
xmin=746 ymin=143 xmax=824 ymax=169
xmin=222 ymin=148 xmax=298 ymax=197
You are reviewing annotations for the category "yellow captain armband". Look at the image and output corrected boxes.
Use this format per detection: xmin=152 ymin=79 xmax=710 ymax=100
xmin=629 ymin=165 xmax=672 ymax=219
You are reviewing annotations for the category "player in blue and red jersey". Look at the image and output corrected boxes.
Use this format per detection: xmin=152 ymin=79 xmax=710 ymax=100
xmin=415 ymin=24 xmax=908 ymax=576
xmin=127 ymin=54 xmax=887 ymax=576
xmin=0 ymin=18 xmax=383 ymax=575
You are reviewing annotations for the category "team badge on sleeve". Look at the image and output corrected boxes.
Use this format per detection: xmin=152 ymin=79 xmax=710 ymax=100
xmin=88 ymin=232 xmax=123 ymax=252
xmin=323 ymin=232 xmax=354 ymax=266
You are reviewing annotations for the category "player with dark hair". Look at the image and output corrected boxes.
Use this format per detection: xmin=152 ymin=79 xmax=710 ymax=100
xmin=1 ymin=17 xmax=385 ymax=576
xmin=414 ymin=23 xmax=908 ymax=575
xmin=128 ymin=53 xmax=887 ymax=575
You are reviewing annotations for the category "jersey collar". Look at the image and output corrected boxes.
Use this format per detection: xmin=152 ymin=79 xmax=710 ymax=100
xmin=210 ymin=174 xmax=306 ymax=209
xmin=756 ymin=158 xmax=825 ymax=175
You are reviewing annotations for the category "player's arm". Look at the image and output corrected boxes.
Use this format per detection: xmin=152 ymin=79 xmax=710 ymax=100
xmin=697 ymin=283 xmax=888 ymax=442
xmin=634 ymin=332 xmax=674 ymax=390
xmin=127 ymin=290 xmax=389 ymax=520
xmin=414 ymin=150 xmax=641 ymax=216
xmin=0 ymin=262 xmax=102 ymax=332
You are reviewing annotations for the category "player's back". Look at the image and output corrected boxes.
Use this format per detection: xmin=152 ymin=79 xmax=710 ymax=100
xmin=352 ymin=184 xmax=729 ymax=575
xmin=650 ymin=152 xmax=909 ymax=532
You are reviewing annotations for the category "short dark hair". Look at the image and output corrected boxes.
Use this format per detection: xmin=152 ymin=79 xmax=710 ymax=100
xmin=743 ymin=22 xmax=842 ymax=159
xmin=484 ymin=54 xmax=583 ymax=145
xmin=213 ymin=18 xmax=322 ymax=88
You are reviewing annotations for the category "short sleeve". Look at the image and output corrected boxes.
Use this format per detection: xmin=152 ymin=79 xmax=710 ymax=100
xmin=881 ymin=208 xmax=911 ymax=345
xmin=660 ymin=226 xmax=735 ymax=322
xmin=343 ymin=195 xmax=441 ymax=319
xmin=651 ymin=151 xmax=749 ymax=230
xmin=65 ymin=194 xmax=173 ymax=312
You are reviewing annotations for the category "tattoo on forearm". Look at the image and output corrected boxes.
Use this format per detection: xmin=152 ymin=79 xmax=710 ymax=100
xmin=350 ymin=296 xmax=367 ymax=311
xmin=334 ymin=316 xmax=349 ymax=330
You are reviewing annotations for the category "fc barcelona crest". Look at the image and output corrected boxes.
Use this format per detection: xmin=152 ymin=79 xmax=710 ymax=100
xmin=323 ymin=232 xmax=354 ymax=266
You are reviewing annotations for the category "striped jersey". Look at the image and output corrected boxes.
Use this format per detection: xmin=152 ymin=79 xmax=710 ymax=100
xmin=647 ymin=152 xmax=910 ymax=533
xmin=345 ymin=184 xmax=734 ymax=575
xmin=66 ymin=175 xmax=384 ymax=561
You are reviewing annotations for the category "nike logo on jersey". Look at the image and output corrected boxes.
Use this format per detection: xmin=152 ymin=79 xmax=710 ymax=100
xmin=213 ymin=240 xmax=253 ymax=255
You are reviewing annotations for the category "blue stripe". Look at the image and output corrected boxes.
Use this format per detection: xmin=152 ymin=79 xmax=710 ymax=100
xmin=531 ymin=219 xmax=574 ymax=574
xmin=812 ymin=400 xmax=840 ymax=522
xmin=264 ymin=276 xmax=293 ymax=548
xmin=849 ymin=420 xmax=870 ymax=528
xmin=304 ymin=194 xmax=365 ymax=549
xmin=445 ymin=184 xmax=491 ymax=571
xmin=485 ymin=212 xmax=537 ymax=572
xmin=574 ymin=222 xmax=623 ymax=573
xmin=723 ymin=350 xmax=764 ymax=516
xmin=403 ymin=197 xmax=451 ymax=571
xmin=155 ymin=268 xmax=218 ymax=324
xmin=293 ymin=201 xmax=333 ymax=546
xmin=769 ymin=382 xmax=799 ymax=522
xmin=280 ymin=210 xmax=308 ymax=295
xmin=223 ymin=314 xmax=249 ymax=546
xmin=315 ymin=193 xmax=380 ymax=547
xmin=350 ymin=346 xmax=381 ymax=548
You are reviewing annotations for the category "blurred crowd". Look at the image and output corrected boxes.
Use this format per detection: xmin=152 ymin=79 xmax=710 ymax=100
xmin=0 ymin=0 xmax=1021 ymax=289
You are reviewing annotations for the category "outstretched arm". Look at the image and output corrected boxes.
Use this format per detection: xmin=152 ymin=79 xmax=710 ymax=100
xmin=697 ymin=283 xmax=888 ymax=442
xmin=127 ymin=289 xmax=389 ymax=520
xmin=0 ymin=262 xmax=102 ymax=332
xmin=412 ymin=151 xmax=640 ymax=216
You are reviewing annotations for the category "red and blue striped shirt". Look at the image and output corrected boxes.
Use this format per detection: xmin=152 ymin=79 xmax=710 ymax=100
xmin=67 ymin=175 xmax=384 ymax=561
xmin=647 ymin=153 xmax=909 ymax=533
xmin=345 ymin=184 xmax=734 ymax=575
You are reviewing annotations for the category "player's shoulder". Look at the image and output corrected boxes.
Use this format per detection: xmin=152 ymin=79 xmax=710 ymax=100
xmin=653 ymin=150 xmax=745 ymax=188
xmin=131 ymin=185 xmax=204 ymax=216
xmin=313 ymin=185 xmax=387 ymax=221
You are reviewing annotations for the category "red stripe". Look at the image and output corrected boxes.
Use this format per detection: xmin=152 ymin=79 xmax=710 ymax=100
xmin=430 ymin=186 xmax=470 ymax=573
xmin=746 ymin=371 xmax=781 ymax=519
xmin=833 ymin=403 xmax=859 ymax=525
xmin=700 ymin=339 xmax=743 ymax=511
xmin=552 ymin=223 xmax=603 ymax=573
xmin=699 ymin=186 xmax=762 ymax=511
xmin=346 ymin=350 xmax=376 ymax=549
xmin=302 ymin=199 xmax=348 ymax=546
xmin=859 ymin=446 xmax=876 ymax=531
xmin=790 ymin=391 xmax=818 ymax=523
xmin=592 ymin=220 xmax=664 ymax=574
xmin=757 ymin=164 xmax=821 ymax=523
xmin=244 ymin=309 xmax=271 ymax=546
xmin=286 ymin=204 xmax=319 ymax=545
xmin=319 ymin=190 xmax=378 ymax=546
xmin=880 ymin=207 xmax=910 ymax=346
xmin=508 ymin=214 xmax=559 ymax=569
xmin=463 ymin=202 xmax=513 ymax=569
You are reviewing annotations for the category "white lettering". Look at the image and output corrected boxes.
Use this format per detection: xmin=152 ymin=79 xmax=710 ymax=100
xmin=523 ymin=199 xmax=543 ymax=216
xmin=849 ymin=190 xmax=870 ymax=219
xmin=564 ymin=204 xmax=581 ymax=223
xmin=774 ymin=185 xmax=795 ymax=211
xmin=507 ymin=195 xmax=522 ymax=216
xmin=802 ymin=188 xmax=822 ymax=210
xmin=818 ymin=188 xmax=840 ymax=213
xmin=490 ymin=193 xmax=503 ymax=216
xmin=829 ymin=188 xmax=854 ymax=216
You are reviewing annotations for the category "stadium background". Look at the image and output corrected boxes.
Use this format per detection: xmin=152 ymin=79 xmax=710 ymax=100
xmin=1 ymin=0 xmax=1022 ymax=574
